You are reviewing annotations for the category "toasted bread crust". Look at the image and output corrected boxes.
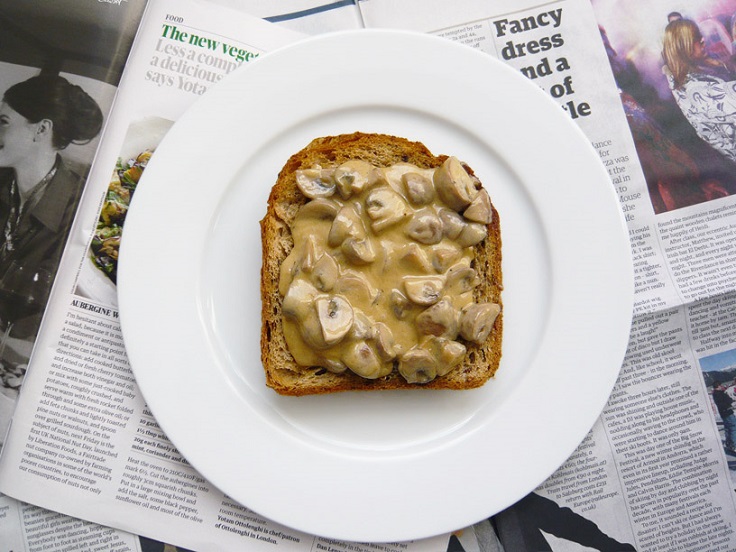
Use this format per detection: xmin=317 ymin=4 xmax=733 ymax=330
xmin=260 ymin=132 xmax=502 ymax=395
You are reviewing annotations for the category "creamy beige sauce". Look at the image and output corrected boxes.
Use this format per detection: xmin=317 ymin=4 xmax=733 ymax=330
xmin=279 ymin=157 xmax=499 ymax=383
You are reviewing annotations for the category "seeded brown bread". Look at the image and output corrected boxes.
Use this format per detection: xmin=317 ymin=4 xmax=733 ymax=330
xmin=260 ymin=132 xmax=502 ymax=395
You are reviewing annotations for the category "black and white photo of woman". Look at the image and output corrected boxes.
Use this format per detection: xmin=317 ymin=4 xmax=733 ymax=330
xmin=0 ymin=74 xmax=102 ymax=343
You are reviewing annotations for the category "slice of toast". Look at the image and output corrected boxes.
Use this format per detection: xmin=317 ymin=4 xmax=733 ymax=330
xmin=260 ymin=132 xmax=502 ymax=395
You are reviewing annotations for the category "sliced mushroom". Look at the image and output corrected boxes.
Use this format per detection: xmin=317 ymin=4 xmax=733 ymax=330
xmin=399 ymin=348 xmax=438 ymax=384
xmin=316 ymin=295 xmax=354 ymax=346
xmin=390 ymin=289 xmax=412 ymax=320
xmin=371 ymin=322 xmax=398 ymax=361
xmin=300 ymin=235 xmax=319 ymax=273
xmin=295 ymin=166 xmax=336 ymax=198
xmin=335 ymin=272 xmax=380 ymax=307
xmin=311 ymin=253 xmax=339 ymax=291
xmin=402 ymin=172 xmax=435 ymax=206
xmin=349 ymin=310 xmax=373 ymax=340
xmin=433 ymin=157 xmax=478 ymax=211
xmin=459 ymin=302 xmax=501 ymax=343
xmin=342 ymin=341 xmax=390 ymax=379
xmin=294 ymin=198 xmax=340 ymax=223
xmin=440 ymin=340 xmax=466 ymax=376
xmin=328 ymin=204 xmax=365 ymax=247
xmin=320 ymin=357 xmax=348 ymax=374
xmin=406 ymin=210 xmax=443 ymax=245
xmin=364 ymin=187 xmax=411 ymax=232
xmin=342 ymin=237 xmax=376 ymax=265
xmin=446 ymin=264 xmax=480 ymax=294
xmin=282 ymin=278 xmax=318 ymax=320
xmin=298 ymin=305 xmax=332 ymax=350
xmin=456 ymin=222 xmax=488 ymax=247
xmin=334 ymin=160 xmax=382 ymax=199
xmin=438 ymin=208 xmax=466 ymax=239
xmin=423 ymin=337 xmax=467 ymax=377
xmin=399 ymin=243 xmax=434 ymax=274
xmin=415 ymin=297 xmax=459 ymax=339
xmin=403 ymin=275 xmax=445 ymax=306
xmin=431 ymin=243 xmax=462 ymax=273
xmin=281 ymin=227 xmax=335 ymax=293
xmin=463 ymin=188 xmax=493 ymax=224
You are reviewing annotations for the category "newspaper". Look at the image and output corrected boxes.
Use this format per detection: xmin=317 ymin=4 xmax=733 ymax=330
xmin=0 ymin=0 xmax=150 ymax=549
xmin=358 ymin=0 xmax=736 ymax=550
xmin=1 ymin=0 xmax=736 ymax=550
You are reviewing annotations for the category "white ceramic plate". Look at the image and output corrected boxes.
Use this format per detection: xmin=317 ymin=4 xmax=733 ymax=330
xmin=118 ymin=30 xmax=633 ymax=542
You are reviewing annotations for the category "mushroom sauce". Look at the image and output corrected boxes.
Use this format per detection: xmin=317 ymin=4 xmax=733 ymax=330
xmin=279 ymin=156 xmax=500 ymax=384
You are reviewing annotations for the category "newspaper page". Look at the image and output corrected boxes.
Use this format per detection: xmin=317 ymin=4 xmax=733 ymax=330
xmin=0 ymin=1 xmax=159 ymax=550
xmin=0 ymin=0 xmax=466 ymax=550
xmin=356 ymin=0 xmax=736 ymax=551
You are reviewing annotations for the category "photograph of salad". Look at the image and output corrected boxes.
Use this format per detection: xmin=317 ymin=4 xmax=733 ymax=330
xmin=90 ymin=150 xmax=152 ymax=283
